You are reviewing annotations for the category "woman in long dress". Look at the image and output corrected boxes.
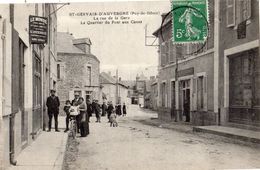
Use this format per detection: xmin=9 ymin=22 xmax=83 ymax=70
xmin=78 ymin=97 xmax=89 ymax=137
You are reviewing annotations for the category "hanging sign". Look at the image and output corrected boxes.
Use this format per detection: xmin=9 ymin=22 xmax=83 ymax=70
xmin=29 ymin=15 xmax=48 ymax=44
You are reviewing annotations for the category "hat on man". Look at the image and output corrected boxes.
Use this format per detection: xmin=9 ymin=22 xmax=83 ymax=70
xmin=50 ymin=89 xmax=56 ymax=93
xmin=74 ymin=92 xmax=80 ymax=96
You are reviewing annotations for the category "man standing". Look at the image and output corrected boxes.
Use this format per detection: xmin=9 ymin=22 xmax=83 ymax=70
xmin=46 ymin=89 xmax=60 ymax=132
xmin=71 ymin=92 xmax=80 ymax=106
xmin=122 ymin=103 xmax=127 ymax=116
xmin=101 ymin=102 xmax=107 ymax=117
xmin=107 ymin=101 xmax=114 ymax=122
xmin=93 ymin=100 xmax=101 ymax=123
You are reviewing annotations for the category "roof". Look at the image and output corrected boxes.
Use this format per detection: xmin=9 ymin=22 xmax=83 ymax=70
xmin=57 ymin=32 xmax=100 ymax=62
xmin=121 ymin=80 xmax=136 ymax=88
xmin=57 ymin=32 xmax=85 ymax=54
xmin=153 ymin=12 xmax=172 ymax=37
xmin=100 ymin=72 xmax=116 ymax=84
xmin=100 ymin=72 xmax=128 ymax=88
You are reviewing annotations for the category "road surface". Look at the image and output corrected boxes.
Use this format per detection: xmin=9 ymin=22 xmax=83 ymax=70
xmin=64 ymin=105 xmax=260 ymax=170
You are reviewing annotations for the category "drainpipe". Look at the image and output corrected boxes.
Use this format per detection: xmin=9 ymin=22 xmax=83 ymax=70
xmin=9 ymin=4 xmax=17 ymax=166
xmin=214 ymin=0 xmax=220 ymax=125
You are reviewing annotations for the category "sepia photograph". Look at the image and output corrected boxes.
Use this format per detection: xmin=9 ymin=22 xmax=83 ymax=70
xmin=0 ymin=0 xmax=260 ymax=169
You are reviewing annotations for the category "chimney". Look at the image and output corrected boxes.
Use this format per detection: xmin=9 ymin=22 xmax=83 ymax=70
xmin=73 ymin=38 xmax=92 ymax=54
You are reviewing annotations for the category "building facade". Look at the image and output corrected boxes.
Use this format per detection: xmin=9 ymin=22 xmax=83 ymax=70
xmin=56 ymin=32 xmax=101 ymax=110
xmin=100 ymin=72 xmax=129 ymax=105
xmin=150 ymin=81 xmax=158 ymax=111
xmin=218 ymin=0 xmax=260 ymax=127
xmin=153 ymin=0 xmax=216 ymax=125
xmin=0 ymin=4 xmax=57 ymax=169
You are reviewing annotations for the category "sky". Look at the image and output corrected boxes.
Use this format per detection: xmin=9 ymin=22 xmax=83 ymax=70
xmin=57 ymin=1 xmax=171 ymax=80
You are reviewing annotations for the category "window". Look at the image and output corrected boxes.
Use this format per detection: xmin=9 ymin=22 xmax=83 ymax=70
xmin=197 ymin=76 xmax=204 ymax=110
xmin=226 ymin=0 xmax=251 ymax=27
xmin=87 ymin=66 xmax=91 ymax=86
xmin=226 ymin=0 xmax=235 ymax=27
xmin=161 ymin=82 xmax=167 ymax=107
xmin=160 ymin=43 xmax=166 ymax=66
xmin=57 ymin=63 xmax=65 ymax=80
xmin=171 ymin=81 xmax=175 ymax=108
xmin=169 ymin=40 xmax=175 ymax=63
xmin=237 ymin=0 xmax=251 ymax=23
xmin=57 ymin=64 xmax=60 ymax=79
xmin=229 ymin=51 xmax=254 ymax=107
xmin=165 ymin=41 xmax=169 ymax=64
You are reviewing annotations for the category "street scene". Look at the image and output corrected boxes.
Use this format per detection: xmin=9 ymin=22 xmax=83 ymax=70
xmin=0 ymin=0 xmax=260 ymax=170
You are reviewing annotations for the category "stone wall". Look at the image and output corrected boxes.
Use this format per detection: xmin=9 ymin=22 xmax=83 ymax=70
xmin=57 ymin=53 xmax=100 ymax=110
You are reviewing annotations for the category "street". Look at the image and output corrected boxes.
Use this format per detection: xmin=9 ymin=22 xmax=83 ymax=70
xmin=64 ymin=105 xmax=260 ymax=170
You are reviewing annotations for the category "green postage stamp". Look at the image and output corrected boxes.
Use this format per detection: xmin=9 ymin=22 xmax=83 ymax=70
xmin=172 ymin=0 xmax=208 ymax=44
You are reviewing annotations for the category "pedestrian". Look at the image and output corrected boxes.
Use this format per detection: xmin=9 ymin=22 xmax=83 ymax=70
xmin=71 ymin=92 xmax=80 ymax=106
xmin=101 ymin=102 xmax=107 ymax=117
xmin=78 ymin=97 xmax=89 ymax=137
xmin=46 ymin=89 xmax=60 ymax=132
xmin=71 ymin=92 xmax=81 ymax=133
xmin=63 ymin=100 xmax=71 ymax=132
xmin=116 ymin=104 xmax=122 ymax=116
xmin=107 ymin=101 xmax=114 ymax=122
xmin=93 ymin=100 xmax=101 ymax=122
xmin=122 ymin=103 xmax=127 ymax=116
xmin=86 ymin=99 xmax=92 ymax=123
xmin=109 ymin=111 xmax=118 ymax=127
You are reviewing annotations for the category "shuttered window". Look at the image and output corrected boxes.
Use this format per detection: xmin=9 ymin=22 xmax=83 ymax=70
xmin=226 ymin=0 xmax=235 ymax=27
xmin=227 ymin=0 xmax=252 ymax=27
xmin=165 ymin=41 xmax=169 ymax=65
xmin=160 ymin=43 xmax=166 ymax=66
xmin=237 ymin=0 xmax=251 ymax=23
xmin=57 ymin=62 xmax=65 ymax=80
xmin=169 ymin=41 xmax=175 ymax=63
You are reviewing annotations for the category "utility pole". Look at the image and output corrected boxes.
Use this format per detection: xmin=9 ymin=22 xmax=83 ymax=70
xmin=116 ymin=69 xmax=119 ymax=104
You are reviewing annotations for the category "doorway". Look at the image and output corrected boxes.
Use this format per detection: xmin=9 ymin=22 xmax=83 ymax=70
xmin=180 ymin=80 xmax=191 ymax=122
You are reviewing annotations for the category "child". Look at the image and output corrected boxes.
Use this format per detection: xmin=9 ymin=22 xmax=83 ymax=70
xmin=109 ymin=111 xmax=118 ymax=127
xmin=64 ymin=100 xmax=71 ymax=132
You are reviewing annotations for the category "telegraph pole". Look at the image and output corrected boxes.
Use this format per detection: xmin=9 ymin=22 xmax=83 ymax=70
xmin=116 ymin=69 xmax=119 ymax=104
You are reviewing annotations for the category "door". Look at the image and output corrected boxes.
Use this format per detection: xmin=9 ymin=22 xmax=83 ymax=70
xmin=32 ymin=50 xmax=42 ymax=135
xmin=180 ymin=80 xmax=191 ymax=122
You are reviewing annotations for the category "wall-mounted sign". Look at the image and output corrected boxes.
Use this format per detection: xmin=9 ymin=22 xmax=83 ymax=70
xmin=29 ymin=15 xmax=48 ymax=44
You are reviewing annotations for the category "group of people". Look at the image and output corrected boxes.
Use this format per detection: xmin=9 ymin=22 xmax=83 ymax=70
xmin=46 ymin=90 xmax=128 ymax=137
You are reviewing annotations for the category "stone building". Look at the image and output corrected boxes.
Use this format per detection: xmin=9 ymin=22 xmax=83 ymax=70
xmin=100 ymin=72 xmax=129 ymax=105
xmin=56 ymin=32 xmax=101 ymax=109
xmin=150 ymin=80 xmax=158 ymax=111
xmin=153 ymin=0 xmax=216 ymax=125
xmin=0 ymin=4 xmax=57 ymax=169
xmin=218 ymin=0 xmax=260 ymax=127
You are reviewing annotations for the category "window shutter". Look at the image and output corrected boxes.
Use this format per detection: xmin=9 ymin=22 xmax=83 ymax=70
xmin=203 ymin=75 xmax=208 ymax=111
xmin=193 ymin=77 xmax=197 ymax=111
xmin=165 ymin=41 xmax=169 ymax=65
xmin=161 ymin=43 xmax=166 ymax=66
xmin=226 ymin=0 xmax=235 ymax=27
